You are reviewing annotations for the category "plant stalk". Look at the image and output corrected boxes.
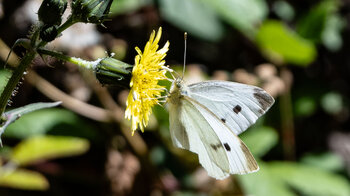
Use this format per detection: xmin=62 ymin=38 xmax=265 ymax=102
xmin=37 ymin=16 xmax=76 ymax=48
xmin=0 ymin=17 xmax=77 ymax=117
xmin=38 ymin=49 xmax=97 ymax=69
xmin=280 ymin=67 xmax=295 ymax=160
xmin=0 ymin=51 xmax=36 ymax=115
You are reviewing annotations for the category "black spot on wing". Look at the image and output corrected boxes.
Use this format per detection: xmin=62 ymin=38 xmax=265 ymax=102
xmin=233 ymin=105 xmax=242 ymax=114
xmin=224 ymin=143 xmax=231 ymax=151
xmin=253 ymin=88 xmax=274 ymax=111
xmin=210 ymin=143 xmax=222 ymax=151
xmin=221 ymin=118 xmax=226 ymax=123
xmin=258 ymin=109 xmax=264 ymax=114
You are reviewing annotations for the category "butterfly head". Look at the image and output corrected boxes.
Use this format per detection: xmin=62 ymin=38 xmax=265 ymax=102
xmin=167 ymin=77 xmax=189 ymax=105
xmin=169 ymin=77 xmax=183 ymax=94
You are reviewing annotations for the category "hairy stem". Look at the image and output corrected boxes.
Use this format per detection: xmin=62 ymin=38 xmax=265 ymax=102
xmin=0 ymin=17 xmax=78 ymax=117
xmin=38 ymin=49 xmax=97 ymax=69
xmin=0 ymin=51 xmax=36 ymax=115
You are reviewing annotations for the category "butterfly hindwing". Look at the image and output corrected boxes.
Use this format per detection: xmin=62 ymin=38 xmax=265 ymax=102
xmin=169 ymin=97 xmax=229 ymax=179
xmin=188 ymin=80 xmax=275 ymax=135
xmin=172 ymin=96 xmax=258 ymax=179
xmin=168 ymin=101 xmax=190 ymax=150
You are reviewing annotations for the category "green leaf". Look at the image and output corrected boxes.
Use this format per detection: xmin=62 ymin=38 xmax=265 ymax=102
xmin=0 ymin=168 xmax=49 ymax=190
xmin=296 ymin=0 xmax=338 ymax=43
xmin=256 ymin=20 xmax=317 ymax=66
xmin=238 ymin=162 xmax=296 ymax=196
xmin=159 ymin=0 xmax=224 ymax=41
xmin=301 ymin=152 xmax=344 ymax=172
xmin=201 ymin=0 xmax=268 ymax=38
xmin=171 ymin=191 xmax=198 ymax=196
xmin=0 ymin=69 xmax=12 ymax=95
xmin=322 ymin=14 xmax=345 ymax=51
xmin=321 ymin=92 xmax=343 ymax=114
xmin=0 ymin=102 xmax=62 ymax=146
xmin=109 ymin=0 xmax=151 ymax=16
xmin=150 ymin=146 xmax=166 ymax=166
xmin=10 ymin=135 xmax=89 ymax=166
xmin=294 ymin=96 xmax=317 ymax=117
xmin=272 ymin=1 xmax=295 ymax=22
xmin=5 ymin=108 xmax=96 ymax=139
xmin=269 ymin=162 xmax=350 ymax=196
xmin=240 ymin=126 xmax=278 ymax=158
xmin=296 ymin=0 xmax=345 ymax=51
xmin=0 ymin=145 xmax=12 ymax=159
xmin=4 ymin=102 xmax=62 ymax=117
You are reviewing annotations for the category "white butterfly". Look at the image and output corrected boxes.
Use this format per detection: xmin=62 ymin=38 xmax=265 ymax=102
xmin=166 ymin=78 xmax=274 ymax=180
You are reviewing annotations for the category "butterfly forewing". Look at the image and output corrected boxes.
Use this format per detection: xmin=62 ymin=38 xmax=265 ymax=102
xmin=188 ymin=80 xmax=275 ymax=135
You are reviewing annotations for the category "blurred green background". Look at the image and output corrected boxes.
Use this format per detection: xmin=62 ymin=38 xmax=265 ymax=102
xmin=1 ymin=0 xmax=350 ymax=195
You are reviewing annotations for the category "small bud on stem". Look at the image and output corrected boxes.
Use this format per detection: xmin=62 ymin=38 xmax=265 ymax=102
xmin=71 ymin=0 xmax=113 ymax=24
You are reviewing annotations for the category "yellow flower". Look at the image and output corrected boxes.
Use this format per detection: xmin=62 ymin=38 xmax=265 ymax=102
xmin=125 ymin=27 xmax=170 ymax=135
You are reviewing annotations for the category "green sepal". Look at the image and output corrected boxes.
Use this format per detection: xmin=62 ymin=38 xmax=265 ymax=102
xmin=71 ymin=0 xmax=113 ymax=24
xmin=39 ymin=25 xmax=59 ymax=42
xmin=94 ymin=57 xmax=133 ymax=88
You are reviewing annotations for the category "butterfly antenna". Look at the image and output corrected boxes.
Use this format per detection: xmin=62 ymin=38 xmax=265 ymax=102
xmin=182 ymin=32 xmax=187 ymax=79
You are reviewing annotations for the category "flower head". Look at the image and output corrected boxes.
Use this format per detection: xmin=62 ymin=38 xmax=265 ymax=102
xmin=125 ymin=27 xmax=169 ymax=135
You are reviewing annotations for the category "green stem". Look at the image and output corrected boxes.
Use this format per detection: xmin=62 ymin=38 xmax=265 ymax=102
xmin=57 ymin=17 xmax=76 ymax=35
xmin=38 ymin=49 xmax=97 ymax=69
xmin=30 ymin=28 xmax=40 ymax=48
xmin=0 ymin=15 xmax=81 ymax=121
xmin=39 ymin=49 xmax=133 ymax=87
xmin=37 ymin=16 xmax=76 ymax=48
xmin=0 ymin=18 xmax=77 ymax=116
xmin=0 ymin=51 xmax=36 ymax=115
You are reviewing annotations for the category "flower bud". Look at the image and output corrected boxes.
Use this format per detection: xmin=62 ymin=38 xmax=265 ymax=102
xmin=94 ymin=57 xmax=133 ymax=87
xmin=39 ymin=24 xmax=59 ymax=42
xmin=38 ymin=0 xmax=68 ymax=25
xmin=71 ymin=0 xmax=113 ymax=24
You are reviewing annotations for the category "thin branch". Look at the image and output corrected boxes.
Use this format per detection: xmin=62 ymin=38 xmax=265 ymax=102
xmin=280 ymin=67 xmax=295 ymax=160
xmin=26 ymin=71 xmax=113 ymax=123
